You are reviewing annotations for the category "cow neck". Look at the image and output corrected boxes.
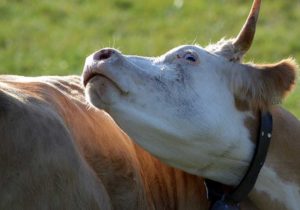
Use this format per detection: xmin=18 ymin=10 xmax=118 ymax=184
xmin=204 ymin=111 xmax=273 ymax=210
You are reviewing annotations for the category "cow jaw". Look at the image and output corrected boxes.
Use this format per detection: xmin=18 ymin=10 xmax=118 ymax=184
xmin=83 ymin=46 xmax=256 ymax=186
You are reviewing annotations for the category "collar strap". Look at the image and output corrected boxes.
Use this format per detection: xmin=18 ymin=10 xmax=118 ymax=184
xmin=205 ymin=111 xmax=273 ymax=209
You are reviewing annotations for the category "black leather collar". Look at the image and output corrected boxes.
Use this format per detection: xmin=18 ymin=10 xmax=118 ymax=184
xmin=205 ymin=111 xmax=273 ymax=210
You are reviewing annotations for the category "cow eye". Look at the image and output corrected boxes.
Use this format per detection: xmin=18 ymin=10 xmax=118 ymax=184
xmin=183 ymin=52 xmax=197 ymax=63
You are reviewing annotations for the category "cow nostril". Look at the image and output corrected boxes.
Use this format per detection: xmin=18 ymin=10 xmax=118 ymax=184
xmin=93 ymin=49 xmax=115 ymax=61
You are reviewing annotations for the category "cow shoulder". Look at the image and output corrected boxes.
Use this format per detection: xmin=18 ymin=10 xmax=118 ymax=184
xmin=0 ymin=79 xmax=111 ymax=210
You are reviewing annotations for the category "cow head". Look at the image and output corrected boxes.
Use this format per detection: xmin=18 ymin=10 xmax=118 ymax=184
xmin=82 ymin=0 xmax=297 ymax=185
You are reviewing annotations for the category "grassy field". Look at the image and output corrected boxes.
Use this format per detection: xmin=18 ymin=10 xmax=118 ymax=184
xmin=0 ymin=0 xmax=299 ymax=118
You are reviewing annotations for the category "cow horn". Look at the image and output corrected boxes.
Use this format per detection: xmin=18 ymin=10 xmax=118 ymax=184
xmin=233 ymin=0 xmax=261 ymax=53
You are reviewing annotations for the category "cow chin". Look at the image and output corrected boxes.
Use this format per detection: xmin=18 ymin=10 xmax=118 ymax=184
xmin=85 ymin=75 xmax=122 ymax=109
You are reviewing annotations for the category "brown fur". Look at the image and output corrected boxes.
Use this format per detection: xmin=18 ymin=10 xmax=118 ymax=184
xmin=255 ymin=59 xmax=297 ymax=99
xmin=234 ymin=95 xmax=300 ymax=209
xmin=0 ymin=75 xmax=209 ymax=210
xmin=247 ymin=107 xmax=300 ymax=210
xmin=231 ymin=58 xmax=298 ymax=111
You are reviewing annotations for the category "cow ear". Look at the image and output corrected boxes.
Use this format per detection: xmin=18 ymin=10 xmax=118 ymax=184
xmin=230 ymin=58 xmax=298 ymax=110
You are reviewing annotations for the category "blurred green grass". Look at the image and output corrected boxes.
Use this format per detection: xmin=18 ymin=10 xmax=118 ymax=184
xmin=0 ymin=0 xmax=299 ymax=118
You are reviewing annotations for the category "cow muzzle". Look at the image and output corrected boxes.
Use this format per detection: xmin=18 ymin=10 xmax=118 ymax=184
xmin=82 ymin=48 xmax=128 ymax=94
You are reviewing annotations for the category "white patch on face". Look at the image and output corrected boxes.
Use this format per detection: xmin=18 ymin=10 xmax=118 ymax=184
xmin=255 ymin=166 xmax=300 ymax=210
xmin=83 ymin=45 xmax=256 ymax=185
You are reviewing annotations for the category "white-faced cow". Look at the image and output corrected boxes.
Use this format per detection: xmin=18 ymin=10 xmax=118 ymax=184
xmin=83 ymin=0 xmax=300 ymax=209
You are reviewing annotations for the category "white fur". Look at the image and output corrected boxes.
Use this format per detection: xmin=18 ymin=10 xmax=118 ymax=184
xmin=84 ymin=45 xmax=256 ymax=185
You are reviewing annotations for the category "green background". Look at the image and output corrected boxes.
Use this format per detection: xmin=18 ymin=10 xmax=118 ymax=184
xmin=0 ymin=0 xmax=299 ymax=118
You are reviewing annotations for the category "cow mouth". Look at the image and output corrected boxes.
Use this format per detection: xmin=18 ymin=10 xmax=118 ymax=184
xmin=83 ymin=70 xmax=128 ymax=95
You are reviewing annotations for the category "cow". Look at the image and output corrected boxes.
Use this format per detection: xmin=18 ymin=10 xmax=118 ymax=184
xmin=82 ymin=0 xmax=300 ymax=209
xmin=0 ymin=75 xmax=213 ymax=210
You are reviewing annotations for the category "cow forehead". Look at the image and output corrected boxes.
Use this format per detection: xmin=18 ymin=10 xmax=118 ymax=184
xmin=125 ymin=45 xmax=215 ymax=62
xmin=162 ymin=45 xmax=214 ymax=58
xmin=165 ymin=45 xmax=202 ymax=53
